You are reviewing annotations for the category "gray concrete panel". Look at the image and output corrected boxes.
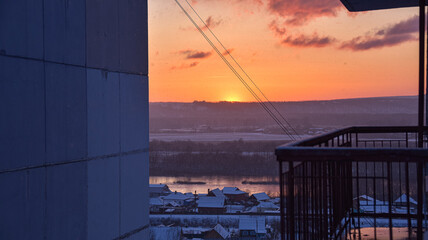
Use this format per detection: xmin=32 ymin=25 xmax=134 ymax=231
xmin=46 ymin=162 xmax=88 ymax=240
xmin=119 ymin=0 xmax=148 ymax=74
xmin=120 ymin=74 xmax=149 ymax=152
xmin=87 ymin=69 xmax=120 ymax=157
xmin=0 ymin=56 xmax=45 ymax=171
xmin=86 ymin=0 xmax=120 ymax=70
xmin=88 ymin=157 xmax=120 ymax=239
xmin=0 ymin=0 xmax=43 ymax=59
xmin=120 ymin=152 xmax=149 ymax=235
xmin=44 ymin=0 xmax=86 ymax=65
xmin=45 ymin=63 xmax=87 ymax=163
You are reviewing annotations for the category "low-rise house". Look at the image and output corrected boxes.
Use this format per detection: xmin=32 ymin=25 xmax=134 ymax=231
xmin=163 ymin=192 xmax=195 ymax=206
xmin=197 ymin=196 xmax=225 ymax=214
xmin=203 ymin=224 xmax=230 ymax=240
xmin=239 ymin=216 xmax=267 ymax=240
xmin=222 ymin=187 xmax=249 ymax=202
xmin=354 ymin=195 xmax=386 ymax=206
xmin=181 ymin=227 xmax=205 ymax=239
xmin=394 ymin=194 xmax=418 ymax=207
xmin=149 ymin=184 xmax=171 ymax=198
xmin=250 ymin=193 xmax=270 ymax=203
xmin=394 ymin=194 xmax=417 ymax=213
xmin=209 ymin=188 xmax=227 ymax=200
xmin=225 ymin=205 xmax=245 ymax=214
xmin=246 ymin=201 xmax=279 ymax=213
xmin=149 ymin=197 xmax=164 ymax=213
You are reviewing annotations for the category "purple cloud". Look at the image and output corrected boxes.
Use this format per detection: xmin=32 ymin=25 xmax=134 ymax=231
xmin=267 ymin=0 xmax=344 ymax=26
xmin=281 ymin=33 xmax=336 ymax=48
xmin=179 ymin=50 xmax=212 ymax=59
xmin=341 ymin=15 xmax=419 ymax=51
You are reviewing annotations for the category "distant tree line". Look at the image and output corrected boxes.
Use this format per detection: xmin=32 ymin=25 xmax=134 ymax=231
xmin=149 ymin=140 xmax=281 ymax=176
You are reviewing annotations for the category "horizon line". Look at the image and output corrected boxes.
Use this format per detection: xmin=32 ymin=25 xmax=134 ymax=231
xmin=149 ymin=94 xmax=419 ymax=104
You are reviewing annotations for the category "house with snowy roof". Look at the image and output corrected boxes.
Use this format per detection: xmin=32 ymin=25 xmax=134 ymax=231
xmin=250 ymin=192 xmax=270 ymax=203
xmin=246 ymin=201 xmax=279 ymax=214
xmin=208 ymin=188 xmax=227 ymax=200
xmin=197 ymin=196 xmax=225 ymax=214
xmin=222 ymin=187 xmax=249 ymax=202
xmin=149 ymin=197 xmax=164 ymax=213
xmin=163 ymin=192 xmax=195 ymax=206
xmin=203 ymin=224 xmax=230 ymax=240
xmin=394 ymin=194 xmax=418 ymax=208
xmin=239 ymin=216 xmax=267 ymax=239
xmin=149 ymin=184 xmax=172 ymax=198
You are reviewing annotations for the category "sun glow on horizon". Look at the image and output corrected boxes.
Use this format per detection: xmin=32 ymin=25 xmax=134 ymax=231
xmin=222 ymin=95 xmax=242 ymax=102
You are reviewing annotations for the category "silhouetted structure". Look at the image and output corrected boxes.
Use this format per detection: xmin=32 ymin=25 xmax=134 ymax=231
xmin=0 ymin=0 xmax=149 ymax=239
xmin=277 ymin=1 xmax=428 ymax=239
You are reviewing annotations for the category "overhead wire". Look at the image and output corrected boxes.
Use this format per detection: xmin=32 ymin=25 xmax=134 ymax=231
xmin=182 ymin=0 xmax=301 ymax=139
xmin=174 ymin=0 xmax=298 ymax=141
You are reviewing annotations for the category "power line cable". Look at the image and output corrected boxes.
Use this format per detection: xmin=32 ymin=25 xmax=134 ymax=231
xmin=182 ymin=0 xmax=300 ymax=138
xmin=174 ymin=0 xmax=297 ymax=141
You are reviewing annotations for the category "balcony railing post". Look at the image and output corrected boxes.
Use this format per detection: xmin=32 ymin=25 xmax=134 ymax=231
xmin=279 ymin=160 xmax=285 ymax=240
xmin=288 ymin=160 xmax=295 ymax=240
xmin=417 ymin=161 xmax=423 ymax=239
xmin=276 ymin=126 xmax=428 ymax=240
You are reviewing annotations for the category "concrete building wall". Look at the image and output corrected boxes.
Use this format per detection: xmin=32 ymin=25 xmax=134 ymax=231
xmin=0 ymin=0 xmax=149 ymax=239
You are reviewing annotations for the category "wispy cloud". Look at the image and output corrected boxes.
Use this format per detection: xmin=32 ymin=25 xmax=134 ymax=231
xmin=268 ymin=20 xmax=335 ymax=48
xmin=269 ymin=20 xmax=286 ymax=37
xmin=201 ymin=16 xmax=222 ymax=30
xmin=179 ymin=49 xmax=213 ymax=59
xmin=170 ymin=62 xmax=200 ymax=70
xmin=340 ymin=15 xmax=418 ymax=51
xmin=281 ymin=33 xmax=336 ymax=48
xmin=222 ymin=48 xmax=234 ymax=56
xmin=267 ymin=0 xmax=343 ymax=26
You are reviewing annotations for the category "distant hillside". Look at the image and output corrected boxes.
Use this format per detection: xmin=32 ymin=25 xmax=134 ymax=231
xmin=149 ymin=96 xmax=418 ymax=133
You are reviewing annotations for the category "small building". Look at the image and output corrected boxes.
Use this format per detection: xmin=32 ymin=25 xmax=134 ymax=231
xmin=209 ymin=188 xmax=227 ymax=200
xmin=181 ymin=227 xmax=204 ymax=239
xmin=149 ymin=197 xmax=164 ymax=213
xmin=204 ymin=224 xmax=230 ymax=240
xmin=250 ymin=193 xmax=270 ymax=203
xmin=225 ymin=205 xmax=245 ymax=214
xmin=149 ymin=184 xmax=172 ymax=198
xmin=246 ymin=201 xmax=279 ymax=213
xmin=394 ymin=194 xmax=418 ymax=207
xmin=163 ymin=192 xmax=194 ymax=206
xmin=354 ymin=195 xmax=385 ymax=206
xmin=197 ymin=196 xmax=225 ymax=214
xmin=239 ymin=216 xmax=267 ymax=240
xmin=222 ymin=187 xmax=249 ymax=202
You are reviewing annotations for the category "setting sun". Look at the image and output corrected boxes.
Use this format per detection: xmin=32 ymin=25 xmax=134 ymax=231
xmin=223 ymin=96 xmax=241 ymax=102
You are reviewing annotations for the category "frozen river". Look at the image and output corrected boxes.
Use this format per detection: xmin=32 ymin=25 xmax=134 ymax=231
xmin=150 ymin=175 xmax=280 ymax=197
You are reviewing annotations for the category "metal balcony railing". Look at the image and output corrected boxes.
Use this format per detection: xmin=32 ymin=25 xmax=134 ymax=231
xmin=276 ymin=126 xmax=428 ymax=240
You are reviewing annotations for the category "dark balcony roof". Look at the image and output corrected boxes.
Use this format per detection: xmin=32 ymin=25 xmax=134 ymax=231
xmin=341 ymin=0 xmax=427 ymax=11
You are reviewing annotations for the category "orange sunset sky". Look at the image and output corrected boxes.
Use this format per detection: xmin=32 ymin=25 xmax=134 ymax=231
xmin=149 ymin=0 xmax=423 ymax=102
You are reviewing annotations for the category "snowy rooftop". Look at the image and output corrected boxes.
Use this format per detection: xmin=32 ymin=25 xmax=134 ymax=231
xmin=252 ymin=192 xmax=270 ymax=201
xmin=150 ymin=197 xmax=164 ymax=206
xmin=149 ymin=184 xmax=171 ymax=193
xmin=239 ymin=216 xmax=267 ymax=234
xmin=197 ymin=196 xmax=225 ymax=208
xmin=211 ymin=188 xmax=226 ymax=199
xmin=355 ymin=195 xmax=385 ymax=205
xmin=213 ymin=224 xmax=230 ymax=239
xmin=164 ymin=192 xmax=194 ymax=200
xmin=394 ymin=194 xmax=418 ymax=205
xmin=222 ymin=187 xmax=246 ymax=195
